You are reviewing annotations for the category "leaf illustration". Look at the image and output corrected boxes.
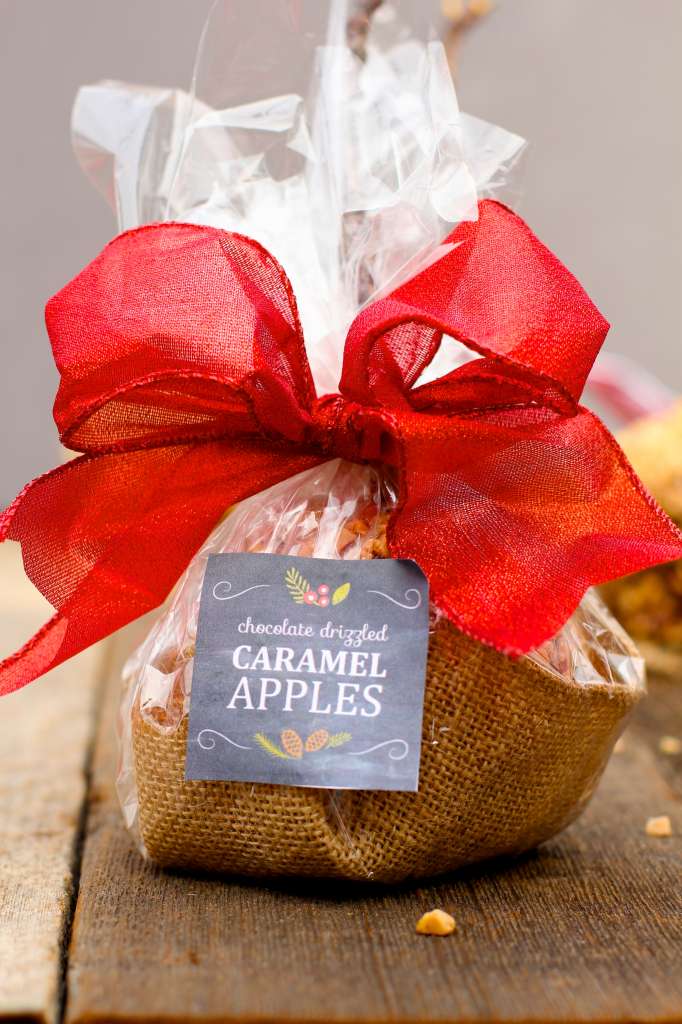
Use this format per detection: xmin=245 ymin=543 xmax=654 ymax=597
xmin=332 ymin=582 xmax=351 ymax=606
xmin=285 ymin=566 xmax=310 ymax=604
xmin=327 ymin=732 xmax=352 ymax=748
xmin=254 ymin=732 xmax=290 ymax=759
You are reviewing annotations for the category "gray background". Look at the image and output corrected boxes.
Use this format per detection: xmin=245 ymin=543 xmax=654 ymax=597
xmin=0 ymin=0 xmax=680 ymax=505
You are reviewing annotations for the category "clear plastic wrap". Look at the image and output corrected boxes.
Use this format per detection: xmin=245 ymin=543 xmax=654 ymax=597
xmin=72 ymin=0 xmax=526 ymax=392
xmin=73 ymin=0 xmax=645 ymax=881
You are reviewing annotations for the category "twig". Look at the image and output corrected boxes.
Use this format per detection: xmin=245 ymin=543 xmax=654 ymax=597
xmin=346 ymin=0 xmax=384 ymax=61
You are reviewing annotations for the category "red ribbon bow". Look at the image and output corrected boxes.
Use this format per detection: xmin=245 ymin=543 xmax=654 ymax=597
xmin=2 ymin=200 xmax=681 ymax=696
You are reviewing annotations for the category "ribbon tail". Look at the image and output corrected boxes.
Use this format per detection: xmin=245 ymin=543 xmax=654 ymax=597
xmin=0 ymin=441 xmax=322 ymax=695
xmin=388 ymin=405 xmax=682 ymax=656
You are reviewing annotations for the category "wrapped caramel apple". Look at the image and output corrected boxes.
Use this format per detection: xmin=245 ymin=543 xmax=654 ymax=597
xmin=2 ymin=2 xmax=681 ymax=886
xmin=120 ymin=461 xmax=644 ymax=881
xmin=601 ymin=402 xmax=682 ymax=673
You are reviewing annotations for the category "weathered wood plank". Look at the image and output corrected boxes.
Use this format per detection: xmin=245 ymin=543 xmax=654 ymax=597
xmin=0 ymin=545 xmax=105 ymax=1024
xmin=66 ymin=624 xmax=682 ymax=1024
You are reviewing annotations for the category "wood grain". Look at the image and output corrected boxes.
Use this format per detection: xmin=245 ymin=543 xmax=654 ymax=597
xmin=65 ymin=626 xmax=682 ymax=1024
xmin=0 ymin=545 xmax=105 ymax=1024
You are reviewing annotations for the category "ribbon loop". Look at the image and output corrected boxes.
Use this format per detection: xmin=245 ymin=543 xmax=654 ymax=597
xmin=341 ymin=201 xmax=609 ymax=408
xmin=48 ymin=223 xmax=315 ymax=452
xmin=409 ymin=358 xmax=573 ymax=418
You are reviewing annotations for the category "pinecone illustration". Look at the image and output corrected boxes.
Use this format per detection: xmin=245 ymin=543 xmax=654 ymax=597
xmin=305 ymin=729 xmax=330 ymax=753
xmin=280 ymin=729 xmax=303 ymax=759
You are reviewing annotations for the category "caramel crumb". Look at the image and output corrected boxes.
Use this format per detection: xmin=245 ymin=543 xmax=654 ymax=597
xmin=416 ymin=909 xmax=457 ymax=936
xmin=659 ymin=735 xmax=682 ymax=756
xmin=645 ymin=815 xmax=673 ymax=838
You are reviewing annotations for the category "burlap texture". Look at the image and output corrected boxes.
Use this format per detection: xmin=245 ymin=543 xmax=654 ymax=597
xmin=131 ymin=618 xmax=636 ymax=883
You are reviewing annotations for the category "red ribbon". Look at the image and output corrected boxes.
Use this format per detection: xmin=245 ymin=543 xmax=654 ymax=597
xmin=2 ymin=200 xmax=681 ymax=696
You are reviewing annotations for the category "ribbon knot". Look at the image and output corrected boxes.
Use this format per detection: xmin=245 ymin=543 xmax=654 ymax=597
xmin=311 ymin=397 xmax=395 ymax=466
xmin=1 ymin=200 xmax=681 ymax=697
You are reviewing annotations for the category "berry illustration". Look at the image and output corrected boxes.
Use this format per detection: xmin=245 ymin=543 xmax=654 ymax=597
xmin=305 ymin=729 xmax=330 ymax=753
xmin=303 ymin=591 xmax=318 ymax=605
xmin=281 ymin=729 xmax=303 ymax=759
xmin=318 ymin=596 xmax=329 ymax=607
xmin=318 ymin=584 xmax=330 ymax=596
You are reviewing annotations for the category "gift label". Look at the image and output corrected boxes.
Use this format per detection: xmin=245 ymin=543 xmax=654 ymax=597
xmin=185 ymin=552 xmax=430 ymax=792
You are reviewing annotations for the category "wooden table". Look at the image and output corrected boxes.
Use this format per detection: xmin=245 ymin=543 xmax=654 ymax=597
xmin=1 ymin=544 xmax=681 ymax=1024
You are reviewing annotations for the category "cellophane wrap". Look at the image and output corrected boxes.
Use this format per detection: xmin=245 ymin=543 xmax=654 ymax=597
xmin=74 ymin=0 xmax=646 ymax=881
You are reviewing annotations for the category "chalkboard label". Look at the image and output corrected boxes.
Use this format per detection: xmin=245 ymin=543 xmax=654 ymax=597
xmin=185 ymin=553 xmax=429 ymax=792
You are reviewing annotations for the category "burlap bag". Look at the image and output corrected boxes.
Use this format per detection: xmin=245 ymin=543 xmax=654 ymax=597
xmin=122 ymin=461 xmax=643 ymax=883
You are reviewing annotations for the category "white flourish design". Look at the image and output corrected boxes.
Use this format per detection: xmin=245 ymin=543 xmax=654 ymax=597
xmin=346 ymin=739 xmax=409 ymax=761
xmin=212 ymin=580 xmax=271 ymax=601
xmin=367 ymin=587 xmax=422 ymax=610
xmin=197 ymin=729 xmax=252 ymax=751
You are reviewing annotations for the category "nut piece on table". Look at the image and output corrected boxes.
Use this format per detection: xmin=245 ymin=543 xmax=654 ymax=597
xmin=659 ymin=735 xmax=682 ymax=755
xmin=416 ymin=909 xmax=457 ymax=936
xmin=645 ymin=815 xmax=673 ymax=838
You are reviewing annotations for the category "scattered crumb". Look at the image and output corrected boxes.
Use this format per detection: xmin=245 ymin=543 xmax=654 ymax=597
xmin=416 ymin=909 xmax=457 ymax=936
xmin=659 ymin=735 xmax=682 ymax=756
xmin=645 ymin=815 xmax=673 ymax=838
xmin=613 ymin=736 xmax=627 ymax=754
